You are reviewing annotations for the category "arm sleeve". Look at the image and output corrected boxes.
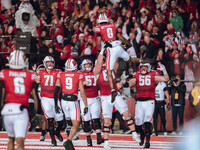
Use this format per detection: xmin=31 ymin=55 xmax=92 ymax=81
xmin=54 ymin=86 xmax=60 ymax=105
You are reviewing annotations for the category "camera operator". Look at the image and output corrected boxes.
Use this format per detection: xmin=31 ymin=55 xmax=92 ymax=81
xmin=167 ymin=75 xmax=186 ymax=135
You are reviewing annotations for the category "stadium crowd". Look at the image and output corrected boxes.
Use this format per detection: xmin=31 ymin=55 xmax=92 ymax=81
xmin=0 ymin=0 xmax=200 ymax=149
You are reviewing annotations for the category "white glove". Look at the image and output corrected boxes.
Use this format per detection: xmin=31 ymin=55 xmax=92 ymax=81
xmin=158 ymin=62 xmax=167 ymax=75
xmin=100 ymin=42 xmax=106 ymax=55
xmin=120 ymin=71 xmax=129 ymax=83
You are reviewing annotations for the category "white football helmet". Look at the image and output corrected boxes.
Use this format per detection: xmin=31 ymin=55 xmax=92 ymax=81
xmin=139 ymin=62 xmax=151 ymax=74
xmin=7 ymin=50 xmax=28 ymax=69
xmin=97 ymin=13 xmax=109 ymax=24
xmin=81 ymin=59 xmax=93 ymax=72
xmin=65 ymin=59 xmax=77 ymax=71
xmin=43 ymin=56 xmax=55 ymax=70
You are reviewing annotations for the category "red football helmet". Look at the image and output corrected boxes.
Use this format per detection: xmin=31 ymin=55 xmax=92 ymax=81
xmin=139 ymin=62 xmax=151 ymax=74
xmin=43 ymin=56 xmax=55 ymax=70
xmin=81 ymin=59 xmax=93 ymax=72
xmin=65 ymin=59 xmax=77 ymax=71
xmin=7 ymin=50 xmax=28 ymax=69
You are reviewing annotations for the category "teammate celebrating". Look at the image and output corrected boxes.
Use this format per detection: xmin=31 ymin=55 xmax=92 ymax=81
xmin=80 ymin=59 xmax=104 ymax=146
xmin=95 ymin=13 xmax=140 ymax=103
xmin=54 ymin=59 xmax=88 ymax=150
xmin=120 ymin=61 xmax=169 ymax=148
xmin=35 ymin=56 xmax=64 ymax=147
xmin=95 ymin=53 xmax=141 ymax=149
xmin=0 ymin=50 xmax=38 ymax=150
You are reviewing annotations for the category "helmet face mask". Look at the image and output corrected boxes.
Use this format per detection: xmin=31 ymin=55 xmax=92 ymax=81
xmin=139 ymin=63 xmax=151 ymax=74
xmin=82 ymin=59 xmax=93 ymax=72
xmin=65 ymin=59 xmax=77 ymax=71
xmin=98 ymin=13 xmax=109 ymax=24
xmin=7 ymin=50 xmax=28 ymax=69
xmin=43 ymin=56 xmax=55 ymax=70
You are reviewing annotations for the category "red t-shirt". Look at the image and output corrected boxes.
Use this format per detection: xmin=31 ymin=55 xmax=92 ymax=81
xmin=37 ymin=68 xmax=61 ymax=98
xmin=0 ymin=69 xmax=36 ymax=107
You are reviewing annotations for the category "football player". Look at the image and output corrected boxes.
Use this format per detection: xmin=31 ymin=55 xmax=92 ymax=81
xmin=80 ymin=59 xmax=104 ymax=146
xmin=54 ymin=59 xmax=88 ymax=150
xmin=95 ymin=53 xmax=141 ymax=149
xmin=35 ymin=56 xmax=64 ymax=147
xmin=0 ymin=50 xmax=38 ymax=150
xmin=120 ymin=61 xmax=169 ymax=148
xmin=95 ymin=13 xmax=140 ymax=103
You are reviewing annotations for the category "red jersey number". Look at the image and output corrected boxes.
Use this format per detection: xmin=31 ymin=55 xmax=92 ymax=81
xmin=14 ymin=77 xmax=25 ymax=94
xmin=139 ymin=75 xmax=151 ymax=86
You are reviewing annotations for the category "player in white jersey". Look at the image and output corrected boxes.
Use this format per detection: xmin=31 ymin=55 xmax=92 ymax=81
xmin=153 ymin=82 xmax=170 ymax=136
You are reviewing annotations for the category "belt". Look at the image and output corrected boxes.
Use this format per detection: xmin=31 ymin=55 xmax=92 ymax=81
xmin=62 ymin=93 xmax=78 ymax=101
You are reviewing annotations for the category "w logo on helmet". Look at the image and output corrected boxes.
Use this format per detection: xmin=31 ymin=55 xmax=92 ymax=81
xmin=98 ymin=13 xmax=109 ymax=24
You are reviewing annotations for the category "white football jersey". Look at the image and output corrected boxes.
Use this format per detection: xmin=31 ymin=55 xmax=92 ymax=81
xmin=155 ymin=82 xmax=167 ymax=101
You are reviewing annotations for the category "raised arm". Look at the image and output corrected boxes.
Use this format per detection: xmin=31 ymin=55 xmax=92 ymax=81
xmin=155 ymin=63 xmax=169 ymax=82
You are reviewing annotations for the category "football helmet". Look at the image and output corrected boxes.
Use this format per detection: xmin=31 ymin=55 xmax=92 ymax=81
xmin=81 ymin=59 xmax=93 ymax=72
xmin=139 ymin=62 xmax=151 ymax=74
xmin=43 ymin=56 xmax=55 ymax=70
xmin=97 ymin=13 xmax=109 ymax=24
xmin=65 ymin=59 xmax=77 ymax=71
xmin=7 ymin=50 xmax=28 ymax=69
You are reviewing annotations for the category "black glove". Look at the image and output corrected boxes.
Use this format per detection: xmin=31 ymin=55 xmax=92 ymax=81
xmin=55 ymin=105 xmax=61 ymax=114
xmin=83 ymin=107 xmax=88 ymax=115
xmin=167 ymin=103 xmax=171 ymax=111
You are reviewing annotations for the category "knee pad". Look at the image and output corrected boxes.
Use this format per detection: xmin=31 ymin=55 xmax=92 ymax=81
xmin=83 ymin=121 xmax=92 ymax=133
xmin=47 ymin=118 xmax=54 ymax=130
xmin=93 ymin=118 xmax=101 ymax=130
xmin=126 ymin=118 xmax=134 ymax=127
xmin=103 ymin=125 xmax=110 ymax=133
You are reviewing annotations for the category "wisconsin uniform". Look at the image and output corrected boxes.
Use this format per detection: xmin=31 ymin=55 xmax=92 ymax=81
xmin=80 ymin=59 xmax=103 ymax=147
xmin=134 ymin=71 xmax=156 ymax=125
xmin=0 ymin=50 xmax=38 ymax=150
xmin=0 ymin=69 xmax=36 ymax=138
xmin=95 ymin=21 xmax=130 ymax=70
xmin=37 ymin=68 xmax=63 ymax=121
xmin=57 ymin=71 xmax=82 ymax=120
xmin=98 ymin=66 xmax=128 ymax=118
xmin=127 ymin=62 xmax=169 ymax=148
